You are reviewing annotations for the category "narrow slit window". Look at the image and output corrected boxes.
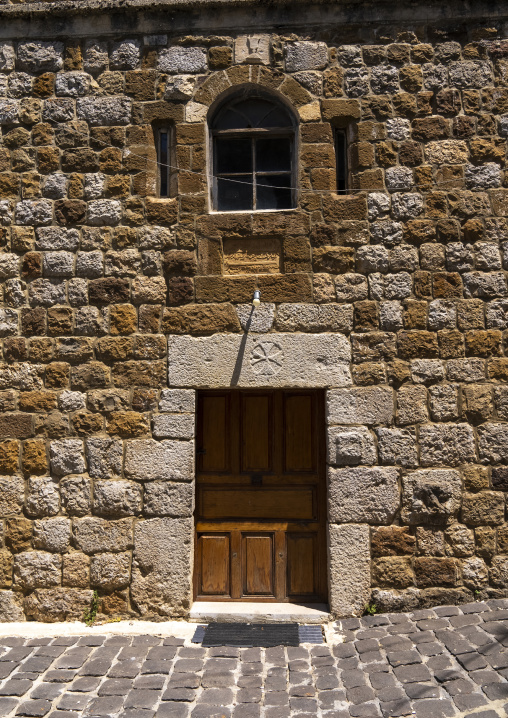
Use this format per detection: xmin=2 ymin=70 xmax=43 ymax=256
xmin=156 ymin=126 xmax=176 ymax=198
xmin=211 ymin=94 xmax=297 ymax=212
xmin=335 ymin=129 xmax=347 ymax=194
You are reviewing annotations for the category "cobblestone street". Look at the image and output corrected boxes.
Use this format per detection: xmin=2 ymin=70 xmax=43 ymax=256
xmin=0 ymin=602 xmax=508 ymax=717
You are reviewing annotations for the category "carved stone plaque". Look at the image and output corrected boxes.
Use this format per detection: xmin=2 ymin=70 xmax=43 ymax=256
xmin=223 ymin=237 xmax=281 ymax=275
xmin=234 ymin=35 xmax=270 ymax=65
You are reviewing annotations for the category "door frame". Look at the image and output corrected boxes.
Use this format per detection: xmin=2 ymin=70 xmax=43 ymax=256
xmin=193 ymin=388 xmax=327 ymax=603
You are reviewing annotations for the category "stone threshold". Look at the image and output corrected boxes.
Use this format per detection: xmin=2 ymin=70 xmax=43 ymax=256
xmin=0 ymin=620 xmax=197 ymax=641
xmin=189 ymin=601 xmax=330 ymax=624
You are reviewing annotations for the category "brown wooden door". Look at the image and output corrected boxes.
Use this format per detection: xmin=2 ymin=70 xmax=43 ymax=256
xmin=194 ymin=389 xmax=327 ymax=602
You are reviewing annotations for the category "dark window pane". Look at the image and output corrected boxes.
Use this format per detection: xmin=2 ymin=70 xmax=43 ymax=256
xmin=159 ymin=131 xmax=168 ymax=197
xmin=256 ymin=137 xmax=291 ymax=172
xmin=256 ymin=174 xmax=293 ymax=210
xmin=235 ymin=99 xmax=274 ymax=128
xmin=214 ymin=98 xmax=293 ymax=130
xmin=217 ymin=175 xmax=253 ymax=211
xmin=216 ymin=138 xmax=252 ymax=174
xmin=262 ymin=106 xmax=293 ymax=128
xmin=215 ymin=109 xmax=246 ymax=130
xmin=335 ymin=130 xmax=347 ymax=193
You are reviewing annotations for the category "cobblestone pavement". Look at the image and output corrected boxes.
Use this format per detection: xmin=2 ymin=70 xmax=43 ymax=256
xmin=2 ymin=602 xmax=508 ymax=717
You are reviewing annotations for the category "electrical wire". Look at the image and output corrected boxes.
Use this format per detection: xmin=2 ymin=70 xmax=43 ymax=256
xmin=81 ymin=134 xmax=487 ymax=195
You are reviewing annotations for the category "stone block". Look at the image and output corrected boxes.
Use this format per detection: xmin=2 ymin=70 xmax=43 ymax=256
xmin=327 ymin=426 xmax=376 ymax=466
xmin=0 ymin=476 xmax=25 ymax=516
xmin=17 ymin=41 xmax=63 ymax=72
xmin=168 ymin=333 xmax=351 ymax=389
xmin=159 ymin=389 xmax=195 ymax=413
xmin=63 ymin=553 xmax=90 ymax=588
xmin=60 ymin=475 xmax=91 ymax=517
xmin=124 ymin=439 xmax=193 ymax=482
xmin=274 ymin=304 xmax=353 ymax=333
xmin=234 ymin=35 xmax=270 ymax=65
xmin=158 ymin=47 xmax=207 ymax=73
xmin=429 ymin=384 xmax=459 ymax=421
xmin=335 ymin=274 xmax=368 ymax=302
xmin=462 ymin=556 xmax=488 ymax=589
xmin=377 ymin=428 xmax=418 ymax=467
xmin=144 ymin=482 xmax=194 ymax=517
xmin=478 ymin=423 xmax=508 ymax=463
xmin=447 ymin=358 xmax=486 ymax=383
xmin=83 ymin=40 xmax=108 ymax=73
xmin=73 ymin=517 xmax=133 ymax=554
xmin=152 ymin=414 xmax=195 ymax=440
xmin=414 ymin=557 xmax=459 ymax=588
xmin=14 ymin=551 xmax=61 ymax=589
xmin=401 ymin=470 xmax=462 ymax=525
xmin=93 ymin=480 xmax=142 ymax=517
xmin=372 ymin=557 xmax=414 ymax=589
xmin=131 ymin=518 xmax=192 ymax=617
xmin=33 ymin=518 xmax=71 ymax=553
xmin=371 ymin=526 xmax=415 ymax=557
xmin=76 ymin=97 xmax=131 ymax=126
xmin=449 ymin=61 xmax=492 ymax=88
xmin=25 ymin=477 xmax=60 ymax=518
xmin=329 ymin=524 xmax=370 ymax=617
xmin=285 ymin=42 xmax=328 ymax=71
xmin=87 ymin=200 xmax=122 ymax=226
xmin=24 ymin=588 xmax=93 ymax=622
xmin=43 ymin=251 xmax=74 ymax=278
xmin=444 ymin=523 xmax=474 ymax=558
xmin=110 ymin=39 xmax=141 ymax=70
xmin=49 ymin=439 xmax=85 ymax=476
xmin=85 ymin=438 xmax=123 ymax=480
xmin=55 ymin=72 xmax=91 ymax=97
xmin=0 ymin=254 xmax=19 ymax=280
xmin=36 ymin=227 xmax=79 ymax=251
xmin=15 ymin=200 xmax=52 ymax=227
xmin=419 ymin=423 xmax=476 ymax=467
xmin=0 ymin=414 xmax=32 ymax=439
xmin=0 ymin=550 xmax=12 ymax=588
xmin=236 ymin=304 xmax=275 ymax=333
xmin=462 ymin=492 xmax=505 ymax=526
xmin=329 ymin=467 xmax=399 ymax=524
xmin=489 ymin=556 xmax=508 ymax=588
xmin=0 ymin=590 xmax=24 ymax=622
xmin=0 ymin=42 xmax=14 ymax=72
xmin=90 ymin=552 xmax=131 ymax=591
xmin=327 ymin=386 xmax=393 ymax=425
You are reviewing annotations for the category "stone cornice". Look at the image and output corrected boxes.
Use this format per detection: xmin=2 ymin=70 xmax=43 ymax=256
xmin=0 ymin=0 xmax=506 ymax=39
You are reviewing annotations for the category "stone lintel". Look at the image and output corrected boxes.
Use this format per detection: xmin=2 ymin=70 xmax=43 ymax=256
xmin=167 ymin=332 xmax=351 ymax=389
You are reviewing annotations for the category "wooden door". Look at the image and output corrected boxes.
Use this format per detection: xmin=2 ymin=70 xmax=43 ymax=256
xmin=194 ymin=390 xmax=327 ymax=602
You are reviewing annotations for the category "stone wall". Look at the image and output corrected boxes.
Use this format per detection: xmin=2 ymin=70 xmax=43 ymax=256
xmin=0 ymin=0 xmax=507 ymax=620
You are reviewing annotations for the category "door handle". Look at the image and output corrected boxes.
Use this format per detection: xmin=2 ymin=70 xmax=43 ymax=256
xmin=196 ymin=448 xmax=206 ymax=455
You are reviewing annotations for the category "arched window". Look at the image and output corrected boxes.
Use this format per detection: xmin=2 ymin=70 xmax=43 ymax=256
xmin=210 ymin=93 xmax=297 ymax=212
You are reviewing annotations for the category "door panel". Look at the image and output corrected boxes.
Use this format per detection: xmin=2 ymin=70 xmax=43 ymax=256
xmin=284 ymin=394 xmax=315 ymax=473
xmin=197 ymin=534 xmax=230 ymax=596
xmin=287 ymin=533 xmax=316 ymax=597
xmin=199 ymin=394 xmax=229 ymax=473
xmin=243 ymin=534 xmax=274 ymax=595
xmin=241 ymin=394 xmax=272 ymax=472
xmin=195 ymin=390 xmax=326 ymax=602
xmin=199 ymin=487 xmax=315 ymax=520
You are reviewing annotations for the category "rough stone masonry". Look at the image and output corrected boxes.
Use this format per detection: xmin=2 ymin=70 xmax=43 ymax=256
xmin=0 ymin=0 xmax=507 ymax=621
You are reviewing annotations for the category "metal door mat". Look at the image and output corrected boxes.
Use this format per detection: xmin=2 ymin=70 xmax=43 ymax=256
xmin=192 ymin=624 xmax=324 ymax=645
xmin=200 ymin=622 xmax=300 ymax=647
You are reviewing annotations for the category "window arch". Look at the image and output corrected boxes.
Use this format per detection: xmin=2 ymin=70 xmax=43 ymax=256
xmin=210 ymin=91 xmax=297 ymax=212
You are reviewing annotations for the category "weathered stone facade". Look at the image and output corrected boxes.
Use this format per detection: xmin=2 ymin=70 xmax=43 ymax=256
xmin=0 ymin=0 xmax=507 ymax=620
